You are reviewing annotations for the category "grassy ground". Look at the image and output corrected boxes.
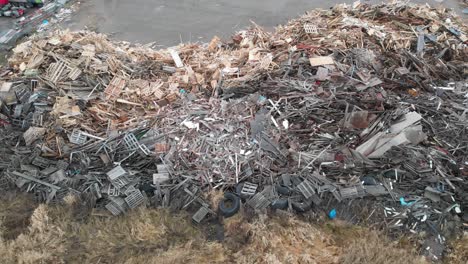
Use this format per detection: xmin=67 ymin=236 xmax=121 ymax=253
xmin=4 ymin=192 xmax=465 ymax=264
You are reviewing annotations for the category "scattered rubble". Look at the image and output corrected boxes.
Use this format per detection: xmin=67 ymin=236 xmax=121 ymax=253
xmin=0 ymin=0 xmax=76 ymax=48
xmin=0 ymin=1 xmax=466 ymax=260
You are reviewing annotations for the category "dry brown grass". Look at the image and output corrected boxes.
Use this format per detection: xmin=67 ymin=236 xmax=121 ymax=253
xmin=0 ymin=192 xmax=37 ymax=241
xmin=445 ymin=233 xmax=468 ymax=264
xmin=322 ymin=220 xmax=428 ymax=264
xmin=206 ymin=189 xmax=225 ymax=209
xmin=0 ymin=194 xmax=217 ymax=264
xmin=0 ymin=193 xmax=436 ymax=264
xmin=335 ymin=227 xmax=427 ymax=264
xmin=226 ymin=213 xmax=341 ymax=263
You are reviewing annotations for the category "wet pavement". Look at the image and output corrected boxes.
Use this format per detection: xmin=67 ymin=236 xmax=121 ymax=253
xmin=0 ymin=0 xmax=465 ymax=47
xmin=63 ymin=0 xmax=465 ymax=46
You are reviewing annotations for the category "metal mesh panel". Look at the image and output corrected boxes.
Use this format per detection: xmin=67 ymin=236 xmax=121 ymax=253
xmin=304 ymin=24 xmax=318 ymax=34
xmin=297 ymin=180 xmax=316 ymax=199
xmin=241 ymin=182 xmax=257 ymax=196
xmin=32 ymin=156 xmax=52 ymax=168
xmin=247 ymin=192 xmax=270 ymax=210
xmin=13 ymin=104 xmax=23 ymax=118
xmin=125 ymin=190 xmax=145 ymax=209
xmin=107 ymin=165 xmax=126 ymax=180
xmin=106 ymin=197 xmax=127 ymax=216
xmin=70 ymin=129 xmax=87 ymax=145
xmin=123 ymin=133 xmax=139 ymax=151
xmin=192 ymin=206 xmax=209 ymax=223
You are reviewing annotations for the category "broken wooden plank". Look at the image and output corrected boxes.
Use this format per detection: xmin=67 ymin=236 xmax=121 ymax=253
xmin=104 ymin=76 xmax=126 ymax=101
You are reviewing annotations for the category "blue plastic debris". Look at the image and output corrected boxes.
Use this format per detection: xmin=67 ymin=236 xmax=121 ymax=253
xmin=42 ymin=20 xmax=49 ymax=25
xmin=257 ymin=95 xmax=267 ymax=104
xmin=424 ymin=34 xmax=437 ymax=43
xmin=400 ymin=197 xmax=415 ymax=206
xmin=447 ymin=27 xmax=461 ymax=36
xmin=328 ymin=208 xmax=337 ymax=219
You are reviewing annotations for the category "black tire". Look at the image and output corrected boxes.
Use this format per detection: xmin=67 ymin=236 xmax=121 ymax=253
xmin=361 ymin=176 xmax=378 ymax=185
xmin=218 ymin=192 xmax=240 ymax=218
xmin=291 ymin=198 xmax=313 ymax=213
xmin=139 ymin=183 xmax=155 ymax=196
xmin=271 ymin=199 xmax=288 ymax=210
xmin=276 ymin=184 xmax=291 ymax=195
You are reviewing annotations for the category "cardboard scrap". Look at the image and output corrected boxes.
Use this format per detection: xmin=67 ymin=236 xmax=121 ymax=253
xmin=82 ymin=44 xmax=96 ymax=57
xmin=169 ymin=49 xmax=184 ymax=68
xmin=208 ymin=36 xmax=221 ymax=51
xmin=316 ymin=67 xmax=329 ymax=80
xmin=23 ymin=127 xmax=46 ymax=146
xmin=0 ymin=82 xmax=12 ymax=92
xmin=356 ymin=77 xmax=383 ymax=91
xmin=356 ymin=112 xmax=425 ymax=158
xmin=309 ymin=56 xmax=335 ymax=66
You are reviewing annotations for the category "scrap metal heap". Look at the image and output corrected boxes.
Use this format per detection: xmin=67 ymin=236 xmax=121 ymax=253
xmin=0 ymin=1 xmax=466 ymax=260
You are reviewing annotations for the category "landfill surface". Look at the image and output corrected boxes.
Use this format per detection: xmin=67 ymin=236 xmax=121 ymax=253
xmin=64 ymin=0 xmax=466 ymax=45
xmin=0 ymin=1 xmax=467 ymax=261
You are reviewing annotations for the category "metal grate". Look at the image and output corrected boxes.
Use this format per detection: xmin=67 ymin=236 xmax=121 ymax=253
xmin=153 ymin=173 xmax=170 ymax=184
xmin=318 ymin=184 xmax=334 ymax=193
xmin=107 ymin=165 xmax=127 ymax=180
xmin=123 ymin=185 xmax=137 ymax=196
xmin=13 ymin=104 xmax=23 ymax=118
xmin=247 ymin=192 xmax=270 ymax=210
xmin=32 ymin=156 xmax=52 ymax=168
xmin=139 ymin=144 xmax=151 ymax=156
xmin=125 ymin=190 xmax=145 ymax=209
xmin=157 ymin=164 xmax=169 ymax=173
xmin=92 ymin=183 xmax=102 ymax=199
xmin=31 ymin=79 xmax=38 ymax=90
xmin=111 ymin=176 xmax=130 ymax=189
xmin=281 ymin=174 xmax=292 ymax=186
xmin=0 ymin=176 xmax=10 ymax=190
xmin=56 ymin=160 xmax=69 ymax=170
xmin=123 ymin=133 xmax=139 ymax=151
xmin=107 ymin=185 xmax=122 ymax=196
xmin=304 ymin=24 xmax=318 ymax=34
xmin=70 ymin=129 xmax=87 ymax=145
xmin=105 ymin=197 xmax=127 ymax=216
xmin=297 ymin=180 xmax=316 ymax=199
xmin=192 ymin=206 xmax=210 ymax=223
xmin=307 ymin=175 xmax=323 ymax=189
xmin=241 ymin=182 xmax=258 ymax=196
xmin=332 ymin=189 xmax=342 ymax=202
xmin=364 ymin=185 xmax=388 ymax=196
xmin=16 ymin=88 xmax=31 ymax=103
xmin=340 ymin=186 xmax=358 ymax=199
xmin=68 ymin=68 xmax=82 ymax=80
xmin=32 ymin=113 xmax=43 ymax=127
xmin=340 ymin=186 xmax=366 ymax=199
xmin=105 ymin=202 xmax=122 ymax=216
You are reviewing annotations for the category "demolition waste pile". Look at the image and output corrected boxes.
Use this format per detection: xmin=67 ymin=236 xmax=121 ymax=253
xmin=0 ymin=1 xmax=467 ymax=261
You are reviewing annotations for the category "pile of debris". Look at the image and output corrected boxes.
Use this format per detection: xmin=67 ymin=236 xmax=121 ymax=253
xmin=0 ymin=1 xmax=466 ymax=260
xmin=0 ymin=0 xmax=73 ymax=48
xmin=0 ymin=3 xmax=25 ymax=18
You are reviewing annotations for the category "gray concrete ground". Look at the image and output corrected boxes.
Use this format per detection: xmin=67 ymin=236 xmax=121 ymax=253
xmin=0 ymin=7 xmax=37 ymax=36
xmin=63 ymin=0 xmax=466 ymax=46
xmin=0 ymin=0 xmax=466 ymax=47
